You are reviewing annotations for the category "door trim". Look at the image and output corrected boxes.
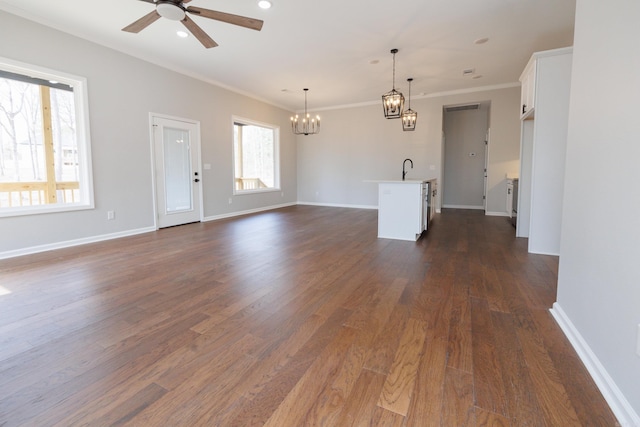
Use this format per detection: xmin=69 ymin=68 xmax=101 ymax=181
xmin=484 ymin=128 xmax=490 ymax=213
xmin=149 ymin=112 xmax=203 ymax=230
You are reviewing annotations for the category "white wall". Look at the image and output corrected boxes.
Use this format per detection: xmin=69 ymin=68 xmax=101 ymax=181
xmin=296 ymin=86 xmax=521 ymax=214
xmin=0 ymin=11 xmax=296 ymax=256
xmin=554 ymin=0 xmax=640 ymax=424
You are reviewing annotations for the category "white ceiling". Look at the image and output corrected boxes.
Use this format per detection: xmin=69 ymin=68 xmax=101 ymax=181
xmin=0 ymin=0 xmax=576 ymax=111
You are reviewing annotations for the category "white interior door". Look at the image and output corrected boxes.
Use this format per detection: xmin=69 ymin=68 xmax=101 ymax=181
xmin=152 ymin=115 xmax=202 ymax=228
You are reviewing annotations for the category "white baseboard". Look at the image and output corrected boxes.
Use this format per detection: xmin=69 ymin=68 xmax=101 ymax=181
xmin=485 ymin=211 xmax=510 ymax=217
xmin=296 ymin=201 xmax=378 ymax=210
xmin=0 ymin=226 xmax=156 ymax=260
xmin=550 ymin=303 xmax=640 ymax=427
xmin=528 ymin=248 xmax=560 ymax=256
xmin=203 ymin=202 xmax=297 ymax=222
xmin=442 ymin=204 xmax=485 ymax=210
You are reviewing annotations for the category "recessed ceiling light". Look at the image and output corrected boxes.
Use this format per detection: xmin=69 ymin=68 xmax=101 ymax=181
xmin=474 ymin=37 xmax=489 ymax=45
xmin=369 ymin=59 xmax=380 ymax=65
xmin=462 ymin=68 xmax=475 ymax=76
xmin=176 ymin=30 xmax=189 ymax=38
xmin=258 ymin=0 xmax=272 ymax=9
xmin=472 ymin=75 xmax=483 ymax=79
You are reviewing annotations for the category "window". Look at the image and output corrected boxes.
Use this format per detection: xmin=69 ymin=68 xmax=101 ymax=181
xmin=233 ymin=117 xmax=279 ymax=193
xmin=0 ymin=57 xmax=93 ymax=217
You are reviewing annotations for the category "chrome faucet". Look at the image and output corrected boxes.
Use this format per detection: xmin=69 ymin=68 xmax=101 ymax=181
xmin=402 ymin=158 xmax=413 ymax=180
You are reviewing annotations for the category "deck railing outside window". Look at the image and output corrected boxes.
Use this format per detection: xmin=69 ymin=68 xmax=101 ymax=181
xmin=0 ymin=181 xmax=79 ymax=207
xmin=0 ymin=63 xmax=90 ymax=214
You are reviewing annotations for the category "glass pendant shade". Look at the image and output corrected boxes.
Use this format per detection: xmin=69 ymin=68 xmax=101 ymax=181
xmin=382 ymin=49 xmax=404 ymax=119
xmin=291 ymin=88 xmax=320 ymax=135
xmin=402 ymin=77 xmax=417 ymax=131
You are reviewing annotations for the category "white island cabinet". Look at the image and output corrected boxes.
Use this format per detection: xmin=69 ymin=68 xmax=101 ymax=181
xmin=376 ymin=180 xmax=436 ymax=241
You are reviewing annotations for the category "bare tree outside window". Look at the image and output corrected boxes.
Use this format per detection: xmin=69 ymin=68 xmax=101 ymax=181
xmin=0 ymin=59 xmax=93 ymax=215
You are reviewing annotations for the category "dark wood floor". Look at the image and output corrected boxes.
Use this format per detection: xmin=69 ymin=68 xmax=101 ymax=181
xmin=0 ymin=206 xmax=618 ymax=426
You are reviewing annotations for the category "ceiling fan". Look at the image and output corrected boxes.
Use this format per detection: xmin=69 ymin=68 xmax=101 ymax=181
xmin=122 ymin=0 xmax=264 ymax=48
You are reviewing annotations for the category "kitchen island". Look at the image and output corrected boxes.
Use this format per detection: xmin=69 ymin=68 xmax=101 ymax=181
xmin=373 ymin=179 xmax=437 ymax=241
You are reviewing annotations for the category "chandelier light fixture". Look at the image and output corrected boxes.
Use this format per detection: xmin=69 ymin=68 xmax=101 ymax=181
xmin=291 ymin=88 xmax=320 ymax=135
xmin=402 ymin=78 xmax=418 ymax=131
xmin=381 ymin=48 xmax=404 ymax=119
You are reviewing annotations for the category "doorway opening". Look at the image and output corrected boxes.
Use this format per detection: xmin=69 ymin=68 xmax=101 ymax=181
xmin=441 ymin=101 xmax=490 ymax=212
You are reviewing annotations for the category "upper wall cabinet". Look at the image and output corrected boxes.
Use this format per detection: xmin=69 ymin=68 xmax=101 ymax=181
xmin=520 ymin=59 xmax=537 ymax=120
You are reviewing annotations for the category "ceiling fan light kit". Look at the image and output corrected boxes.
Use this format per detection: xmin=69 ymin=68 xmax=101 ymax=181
xmin=122 ymin=0 xmax=264 ymax=48
xmin=156 ymin=2 xmax=185 ymax=20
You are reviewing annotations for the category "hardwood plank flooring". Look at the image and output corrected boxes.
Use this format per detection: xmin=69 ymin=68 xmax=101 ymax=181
xmin=377 ymin=317 xmax=428 ymax=416
xmin=0 ymin=206 xmax=619 ymax=426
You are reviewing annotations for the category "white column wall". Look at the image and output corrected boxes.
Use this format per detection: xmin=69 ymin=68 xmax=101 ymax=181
xmin=555 ymin=0 xmax=640 ymax=423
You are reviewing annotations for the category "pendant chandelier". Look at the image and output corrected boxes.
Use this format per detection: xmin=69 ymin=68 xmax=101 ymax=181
xmin=402 ymin=78 xmax=417 ymax=131
xmin=381 ymin=48 xmax=404 ymax=119
xmin=291 ymin=88 xmax=320 ymax=135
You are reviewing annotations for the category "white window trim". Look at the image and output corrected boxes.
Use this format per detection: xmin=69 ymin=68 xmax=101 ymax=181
xmin=0 ymin=56 xmax=94 ymax=218
xmin=231 ymin=115 xmax=281 ymax=195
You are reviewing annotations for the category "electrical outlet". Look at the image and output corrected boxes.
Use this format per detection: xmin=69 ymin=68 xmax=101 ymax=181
xmin=281 ymin=192 xmax=284 ymax=197
xmin=228 ymin=197 xmax=232 ymax=204
xmin=107 ymin=210 xmax=115 ymax=220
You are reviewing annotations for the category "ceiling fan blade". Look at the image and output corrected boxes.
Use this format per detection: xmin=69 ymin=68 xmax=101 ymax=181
xmin=181 ymin=15 xmax=218 ymax=48
xmin=137 ymin=0 xmax=157 ymax=3
xmin=186 ymin=6 xmax=263 ymax=31
xmin=122 ymin=10 xmax=161 ymax=33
